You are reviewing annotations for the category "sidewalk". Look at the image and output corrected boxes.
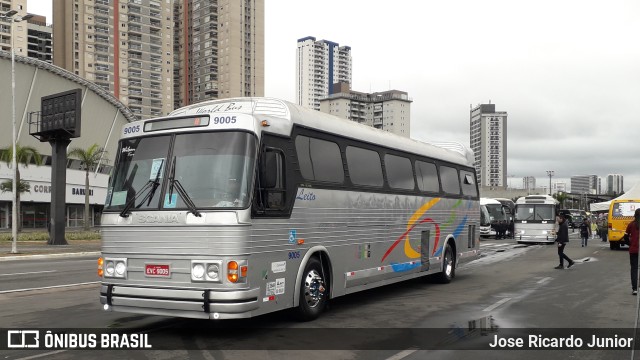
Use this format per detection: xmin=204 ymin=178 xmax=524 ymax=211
xmin=0 ymin=239 xmax=101 ymax=261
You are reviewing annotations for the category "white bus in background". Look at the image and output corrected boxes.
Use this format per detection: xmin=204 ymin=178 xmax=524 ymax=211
xmin=480 ymin=198 xmax=506 ymax=238
xmin=479 ymin=203 xmax=492 ymax=238
xmin=514 ymin=195 xmax=559 ymax=244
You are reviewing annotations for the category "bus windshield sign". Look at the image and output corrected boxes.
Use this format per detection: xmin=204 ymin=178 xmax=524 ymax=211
xmin=144 ymin=116 xmax=209 ymax=132
xmin=612 ymin=202 xmax=640 ymax=217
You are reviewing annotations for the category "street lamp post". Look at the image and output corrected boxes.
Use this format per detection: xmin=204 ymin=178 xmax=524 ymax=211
xmin=546 ymin=170 xmax=554 ymax=197
xmin=2 ymin=10 xmax=33 ymax=253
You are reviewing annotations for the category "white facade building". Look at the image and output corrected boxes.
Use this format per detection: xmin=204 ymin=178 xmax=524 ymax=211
xmin=319 ymin=82 xmax=411 ymax=138
xmin=470 ymin=103 xmax=508 ymax=188
xmin=296 ymin=36 xmax=351 ymax=111
xmin=571 ymin=175 xmax=598 ymax=194
xmin=523 ymin=176 xmax=536 ymax=190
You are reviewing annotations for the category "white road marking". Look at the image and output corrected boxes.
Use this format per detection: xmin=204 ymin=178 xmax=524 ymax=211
xmin=16 ymin=350 xmax=67 ymax=360
xmin=385 ymin=348 xmax=418 ymax=360
xmin=482 ymin=297 xmax=511 ymax=312
xmin=0 ymin=281 xmax=99 ymax=294
xmin=537 ymin=277 xmax=552 ymax=285
xmin=0 ymin=270 xmax=57 ymax=277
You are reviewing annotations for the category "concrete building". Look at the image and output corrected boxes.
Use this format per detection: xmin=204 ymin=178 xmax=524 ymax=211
xmin=53 ymin=0 xmax=174 ymax=120
xmin=296 ymin=36 xmax=351 ymax=111
xmin=0 ymin=51 xmax=134 ymax=229
xmin=607 ymin=174 xmax=623 ymax=195
xmin=470 ymin=103 xmax=508 ymax=189
xmin=571 ymin=175 xmax=598 ymax=194
xmin=25 ymin=14 xmax=51 ymax=63
xmin=523 ymin=176 xmax=536 ymax=190
xmin=173 ymin=0 xmax=264 ymax=108
xmin=554 ymin=182 xmax=567 ymax=194
xmin=319 ymin=82 xmax=411 ymax=138
xmin=0 ymin=0 xmax=28 ymax=55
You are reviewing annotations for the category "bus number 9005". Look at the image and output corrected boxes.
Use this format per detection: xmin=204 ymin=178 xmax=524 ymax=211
xmin=212 ymin=116 xmax=237 ymax=124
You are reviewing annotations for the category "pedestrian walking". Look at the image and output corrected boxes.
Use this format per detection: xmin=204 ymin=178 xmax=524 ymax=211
xmin=579 ymin=218 xmax=590 ymax=247
xmin=624 ymin=208 xmax=640 ymax=295
xmin=555 ymin=214 xmax=575 ymax=269
xmin=590 ymin=220 xmax=597 ymax=240
xmin=600 ymin=216 xmax=608 ymax=242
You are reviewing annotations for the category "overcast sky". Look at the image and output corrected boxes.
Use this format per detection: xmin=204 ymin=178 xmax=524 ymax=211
xmin=29 ymin=0 xmax=640 ymax=191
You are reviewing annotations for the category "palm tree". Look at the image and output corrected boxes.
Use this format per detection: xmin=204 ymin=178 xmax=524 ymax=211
xmin=0 ymin=145 xmax=43 ymax=232
xmin=554 ymin=192 xmax=568 ymax=209
xmin=68 ymin=144 xmax=108 ymax=231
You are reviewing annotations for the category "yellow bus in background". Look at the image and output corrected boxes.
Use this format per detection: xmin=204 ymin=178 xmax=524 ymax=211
xmin=608 ymin=199 xmax=640 ymax=250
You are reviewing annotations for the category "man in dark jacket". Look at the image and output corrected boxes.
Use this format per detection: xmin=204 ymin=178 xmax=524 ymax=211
xmin=624 ymin=209 xmax=640 ymax=295
xmin=555 ymin=214 xmax=575 ymax=269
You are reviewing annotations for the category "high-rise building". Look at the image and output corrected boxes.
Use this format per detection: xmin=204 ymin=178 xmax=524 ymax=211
xmin=54 ymin=0 xmax=174 ymax=120
xmin=607 ymin=174 xmax=624 ymax=195
xmin=523 ymin=176 xmax=536 ymax=190
xmin=25 ymin=14 xmax=52 ymax=63
xmin=173 ymin=0 xmax=264 ymax=108
xmin=319 ymin=82 xmax=411 ymax=138
xmin=296 ymin=36 xmax=351 ymax=111
xmin=470 ymin=103 xmax=507 ymax=188
xmin=554 ymin=182 xmax=567 ymax=194
xmin=0 ymin=0 xmax=29 ymax=55
xmin=571 ymin=175 xmax=598 ymax=194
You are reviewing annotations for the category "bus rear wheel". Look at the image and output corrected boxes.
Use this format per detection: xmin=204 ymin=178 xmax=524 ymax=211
xmin=437 ymin=243 xmax=455 ymax=284
xmin=610 ymin=242 xmax=620 ymax=250
xmin=295 ymin=257 xmax=328 ymax=321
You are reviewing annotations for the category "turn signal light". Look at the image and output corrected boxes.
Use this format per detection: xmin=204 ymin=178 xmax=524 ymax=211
xmin=97 ymin=257 xmax=104 ymax=277
xmin=240 ymin=265 xmax=248 ymax=277
xmin=228 ymin=261 xmax=239 ymax=283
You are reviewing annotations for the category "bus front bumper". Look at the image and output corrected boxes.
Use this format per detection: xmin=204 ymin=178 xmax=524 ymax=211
xmin=516 ymin=235 xmax=555 ymax=243
xmin=100 ymin=284 xmax=260 ymax=320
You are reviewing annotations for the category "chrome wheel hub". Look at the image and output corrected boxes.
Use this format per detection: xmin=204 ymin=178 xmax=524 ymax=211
xmin=303 ymin=269 xmax=325 ymax=308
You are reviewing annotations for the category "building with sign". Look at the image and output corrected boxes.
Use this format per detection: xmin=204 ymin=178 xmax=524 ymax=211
xmin=0 ymin=51 xmax=134 ymax=230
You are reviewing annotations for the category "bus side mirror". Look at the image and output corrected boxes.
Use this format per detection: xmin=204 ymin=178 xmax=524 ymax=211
xmin=262 ymin=151 xmax=278 ymax=189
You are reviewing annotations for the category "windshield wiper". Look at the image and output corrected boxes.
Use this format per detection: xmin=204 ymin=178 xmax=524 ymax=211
xmin=119 ymin=159 xmax=164 ymax=218
xmin=168 ymin=157 xmax=201 ymax=217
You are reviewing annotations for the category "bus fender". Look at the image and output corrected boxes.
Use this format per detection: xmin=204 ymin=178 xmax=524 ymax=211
xmin=442 ymin=235 xmax=457 ymax=270
xmin=292 ymin=246 xmax=332 ymax=307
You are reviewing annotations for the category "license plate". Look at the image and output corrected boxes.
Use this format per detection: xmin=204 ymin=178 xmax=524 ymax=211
xmin=145 ymin=264 xmax=170 ymax=277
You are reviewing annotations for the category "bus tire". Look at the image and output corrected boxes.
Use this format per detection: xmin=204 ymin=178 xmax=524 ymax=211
xmin=437 ymin=243 xmax=455 ymax=284
xmin=610 ymin=242 xmax=620 ymax=250
xmin=295 ymin=257 xmax=328 ymax=321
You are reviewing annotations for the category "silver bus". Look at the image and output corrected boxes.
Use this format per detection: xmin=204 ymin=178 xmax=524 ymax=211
xmin=514 ymin=195 xmax=559 ymax=244
xmin=99 ymin=98 xmax=481 ymax=320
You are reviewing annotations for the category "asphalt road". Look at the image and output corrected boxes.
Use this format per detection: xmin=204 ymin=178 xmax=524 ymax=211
xmin=1 ymin=233 xmax=639 ymax=360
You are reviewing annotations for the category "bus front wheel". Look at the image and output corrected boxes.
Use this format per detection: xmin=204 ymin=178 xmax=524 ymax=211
xmin=437 ymin=243 xmax=456 ymax=284
xmin=295 ymin=257 xmax=328 ymax=321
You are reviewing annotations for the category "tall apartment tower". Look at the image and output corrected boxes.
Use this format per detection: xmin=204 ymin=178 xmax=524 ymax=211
xmin=607 ymin=174 xmax=624 ymax=195
xmin=470 ymin=103 xmax=508 ymax=188
xmin=319 ymin=82 xmax=411 ymax=138
xmin=173 ymin=0 xmax=264 ymax=108
xmin=54 ymin=0 xmax=174 ymax=119
xmin=296 ymin=36 xmax=351 ymax=111
xmin=25 ymin=15 xmax=52 ymax=63
xmin=523 ymin=176 xmax=536 ymax=190
xmin=0 ymin=0 xmax=29 ymax=55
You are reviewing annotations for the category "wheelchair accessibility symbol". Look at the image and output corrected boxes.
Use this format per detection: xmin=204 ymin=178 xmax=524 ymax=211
xmin=288 ymin=230 xmax=296 ymax=244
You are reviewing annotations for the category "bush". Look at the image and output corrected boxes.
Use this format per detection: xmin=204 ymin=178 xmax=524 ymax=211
xmin=0 ymin=230 xmax=101 ymax=241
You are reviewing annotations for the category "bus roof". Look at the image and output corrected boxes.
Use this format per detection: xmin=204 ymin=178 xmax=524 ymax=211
xmin=515 ymin=195 xmax=558 ymax=205
xmin=163 ymin=97 xmax=474 ymax=167
xmin=480 ymin=198 xmax=502 ymax=205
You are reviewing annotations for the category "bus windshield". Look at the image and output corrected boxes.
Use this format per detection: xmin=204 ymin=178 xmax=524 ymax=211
xmin=485 ymin=204 xmax=506 ymax=222
xmin=106 ymin=131 xmax=257 ymax=211
xmin=515 ymin=204 xmax=555 ymax=221
xmin=480 ymin=205 xmax=491 ymax=226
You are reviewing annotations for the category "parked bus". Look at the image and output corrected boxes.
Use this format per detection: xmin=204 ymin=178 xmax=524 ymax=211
xmin=494 ymin=198 xmax=515 ymax=238
xmin=514 ymin=195 xmax=559 ymax=244
xmin=98 ymin=98 xmax=481 ymax=321
xmin=479 ymin=203 xmax=492 ymax=238
xmin=608 ymin=200 xmax=640 ymax=250
xmin=480 ymin=198 xmax=507 ymax=238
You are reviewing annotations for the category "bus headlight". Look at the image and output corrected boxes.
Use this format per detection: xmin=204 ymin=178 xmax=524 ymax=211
xmin=103 ymin=258 xmax=127 ymax=278
xmin=105 ymin=261 xmax=115 ymax=277
xmin=192 ymin=263 xmax=205 ymax=280
xmin=207 ymin=264 xmax=220 ymax=280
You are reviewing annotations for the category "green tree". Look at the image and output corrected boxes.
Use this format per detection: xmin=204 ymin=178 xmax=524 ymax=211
xmin=68 ymin=144 xmax=108 ymax=231
xmin=0 ymin=145 xmax=43 ymax=232
xmin=554 ymin=192 xmax=568 ymax=209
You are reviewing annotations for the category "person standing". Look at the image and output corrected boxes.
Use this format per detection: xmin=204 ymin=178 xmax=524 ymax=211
xmin=579 ymin=218 xmax=590 ymax=247
xmin=555 ymin=215 xmax=575 ymax=269
xmin=590 ymin=219 xmax=597 ymax=240
xmin=624 ymin=209 xmax=640 ymax=295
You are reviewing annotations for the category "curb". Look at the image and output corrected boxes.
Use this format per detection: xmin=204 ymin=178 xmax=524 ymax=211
xmin=0 ymin=251 xmax=101 ymax=262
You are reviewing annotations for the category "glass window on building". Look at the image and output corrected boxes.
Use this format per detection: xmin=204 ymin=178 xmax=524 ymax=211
xmin=68 ymin=205 xmax=85 ymax=228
